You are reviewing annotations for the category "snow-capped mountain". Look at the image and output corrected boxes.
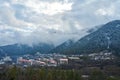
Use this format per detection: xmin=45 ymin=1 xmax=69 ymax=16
xmin=1 ymin=20 xmax=120 ymax=56
xmin=51 ymin=20 xmax=120 ymax=56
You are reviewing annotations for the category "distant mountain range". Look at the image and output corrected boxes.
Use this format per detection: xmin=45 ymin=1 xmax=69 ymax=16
xmin=1 ymin=20 xmax=120 ymax=56
xmin=0 ymin=43 xmax=54 ymax=56
xmin=50 ymin=20 xmax=120 ymax=56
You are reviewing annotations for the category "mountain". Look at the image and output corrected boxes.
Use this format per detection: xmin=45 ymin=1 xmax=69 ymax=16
xmin=51 ymin=20 xmax=120 ymax=56
xmin=0 ymin=43 xmax=54 ymax=56
xmin=50 ymin=39 xmax=76 ymax=53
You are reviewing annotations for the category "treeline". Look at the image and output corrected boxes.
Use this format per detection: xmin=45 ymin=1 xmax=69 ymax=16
xmin=0 ymin=66 xmax=120 ymax=80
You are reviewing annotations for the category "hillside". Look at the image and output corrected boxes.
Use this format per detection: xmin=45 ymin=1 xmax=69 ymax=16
xmin=51 ymin=20 xmax=120 ymax=56
xmin=0 ymin=43 xmax=54 ymax=56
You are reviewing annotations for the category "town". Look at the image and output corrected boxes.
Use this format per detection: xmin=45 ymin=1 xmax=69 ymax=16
xmin=0 ymin=52 xmax=120 ymax=80
xmin=0 ymin=51 xmax=116 ymax=68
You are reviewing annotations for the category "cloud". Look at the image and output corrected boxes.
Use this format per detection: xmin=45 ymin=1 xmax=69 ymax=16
xmin=10 ymin=0 xmax=73 ymax=16
xmin=0 ymin=0 xmax=120 ymax=46
xmin=95 ymin=5 xmax=115 ymax=16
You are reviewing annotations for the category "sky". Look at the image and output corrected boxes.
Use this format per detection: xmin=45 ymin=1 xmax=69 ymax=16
xmin=0 ymin=0 xmax=120 ymax=46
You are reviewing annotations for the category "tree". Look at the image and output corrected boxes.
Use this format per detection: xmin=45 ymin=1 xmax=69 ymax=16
xmin=89 ymin=70 xmax=106 ymax=80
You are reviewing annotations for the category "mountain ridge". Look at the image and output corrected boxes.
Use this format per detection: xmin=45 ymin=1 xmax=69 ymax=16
xmin=0 ymin=43 xmax=54 ymax=56
xmin=51 ymin=20 xmax=120 ymax=56
xmin=1 ymin=20 xmax=120 ymax=56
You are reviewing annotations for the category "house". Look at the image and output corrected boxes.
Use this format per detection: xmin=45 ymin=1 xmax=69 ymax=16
xmin=59 ymin=58 xmax=68 ymax=64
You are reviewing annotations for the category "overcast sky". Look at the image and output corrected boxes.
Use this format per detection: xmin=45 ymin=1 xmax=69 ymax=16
xmin=0 ymin=0 xmax=120 ymax=46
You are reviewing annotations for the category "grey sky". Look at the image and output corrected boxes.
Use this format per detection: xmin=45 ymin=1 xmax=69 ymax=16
xmin=0 ymin=0 xmax=120 ymax=46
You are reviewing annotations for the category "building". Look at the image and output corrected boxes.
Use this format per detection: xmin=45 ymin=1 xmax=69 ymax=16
xmin=59 ymin=58 xmax=68 ymax=64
